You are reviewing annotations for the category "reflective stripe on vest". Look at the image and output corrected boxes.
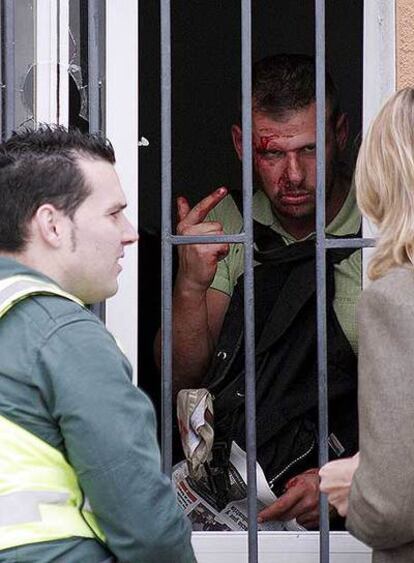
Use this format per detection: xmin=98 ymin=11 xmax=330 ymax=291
xmin=0 ymin=275 xmax=106 ymax=550
xmin=0 ymin=275 xmax=84 ymax=317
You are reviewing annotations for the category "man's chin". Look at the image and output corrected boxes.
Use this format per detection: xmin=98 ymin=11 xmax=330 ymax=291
xmin=85 ymin=284 xmax=119 ymax=305
xmin=272 ymin=202 xmax=315 ymax=220
xmin=102 ymin=283 xmax=119 ymax=301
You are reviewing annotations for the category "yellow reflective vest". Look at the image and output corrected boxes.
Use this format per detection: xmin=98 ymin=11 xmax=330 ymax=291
xmin=0 ymin=275 xmax=106 ymax=551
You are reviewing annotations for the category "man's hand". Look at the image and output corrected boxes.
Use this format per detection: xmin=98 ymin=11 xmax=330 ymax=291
xmin=319 ymin=453 xmax=360 ymax=517
xmin=155 ymin=187 xmax=231 ymax=388
xmin=258 ymin=469 xmax=320 ymax=529
xmin=176 ymin=187 xmax=229 ymax=293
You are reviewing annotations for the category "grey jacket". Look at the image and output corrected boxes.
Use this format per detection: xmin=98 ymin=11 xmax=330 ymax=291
xmin=346 ymin=267 xmax=414 ymax=563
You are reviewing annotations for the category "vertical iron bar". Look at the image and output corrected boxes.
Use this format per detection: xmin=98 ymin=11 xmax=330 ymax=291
xmin=2 ymin=0 xmax=15 ymax=140
xmin=56 ymin=0 xmax=61 ymax=124
xmin=315 ymin=0 xmax=329 ymax=562
xmin=88 ymin=0 xmax=100 ymax=133
xmin=241 ymin=1 xmax=257 ymax=562
xmin=88 ymin=0 xmax=106 ymax=321
xmin=136 ymin=1 xmax=140 ymax=386
xmin=160 ymin=0 xmax=173 ymax=476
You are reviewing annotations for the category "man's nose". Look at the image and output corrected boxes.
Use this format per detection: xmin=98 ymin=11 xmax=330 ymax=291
xmin=122 ymin=217 xmax=139 ymax=245
xmin=286 ymin=154 xmax=304 ymax=185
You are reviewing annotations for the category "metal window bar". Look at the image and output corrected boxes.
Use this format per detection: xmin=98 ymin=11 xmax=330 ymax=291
xmin=1 ymin=0 xmax=15 ymax=140
xmin=315 ymin=1 xmax=330 ymax=559
xmin=240 ymin=2 xmax=258 ymax=562
xmin=56 ymin=1 xmax=61 ymax=125
xmin=88 ymin=0 xmax=106 ymax=322
xmin=160 ymin=0 xmax=173 ymax=475
xmin=314 ymin=1 xmax=374 ymax=562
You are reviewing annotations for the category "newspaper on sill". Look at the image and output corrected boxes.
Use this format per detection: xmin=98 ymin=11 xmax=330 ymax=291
xmin=175 ymin=388 xmax=304 ymax=532
xmin=172 ymin=441 xmax=304 ymax=532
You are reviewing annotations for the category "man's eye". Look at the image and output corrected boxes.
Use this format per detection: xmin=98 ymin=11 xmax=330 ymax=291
xmin=302 ymin=145 xmax=316 ymax=154
xmin=258 ymin=150 xmax=285 ymax=159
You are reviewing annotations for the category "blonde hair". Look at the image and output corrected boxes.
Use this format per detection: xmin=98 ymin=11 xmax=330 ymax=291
xmin=356 ymin=87 xmax=414 ymax=280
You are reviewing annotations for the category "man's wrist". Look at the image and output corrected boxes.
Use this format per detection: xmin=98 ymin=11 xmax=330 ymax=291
xmin=174 ymin=275 xmax=210 ymax=299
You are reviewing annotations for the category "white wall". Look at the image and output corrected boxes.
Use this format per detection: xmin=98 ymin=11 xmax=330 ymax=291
xmin=105 ymin=0 xmax=139 ymax=382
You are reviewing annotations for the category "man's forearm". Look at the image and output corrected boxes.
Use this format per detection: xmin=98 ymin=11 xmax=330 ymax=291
xmin=155 ymin=280 xmax=230 ymax=394
xmin=158 ymin=188 xmax=230 ymax=391
xmin=170 ymin=281 xmax=215 ymax=390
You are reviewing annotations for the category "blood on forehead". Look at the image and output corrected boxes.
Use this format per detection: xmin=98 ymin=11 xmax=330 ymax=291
xmin=254 ymin=134 xmax=292 ymax=151
xmin=254 ymin=130 xmax=311 ymax=154
xmin=257 ymin=136 xmax=274 ymax=151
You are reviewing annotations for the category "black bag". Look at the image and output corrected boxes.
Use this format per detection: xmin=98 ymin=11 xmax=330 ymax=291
xmin=203 ymin=224 xmax=359 ymax=496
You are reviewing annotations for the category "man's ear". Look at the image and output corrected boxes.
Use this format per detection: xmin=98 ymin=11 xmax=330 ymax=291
xmin=334 ymin=113 xmax=349 ymax=152
xmin=231 ymin=124 xmax=243 ymax=161
xmin=33 ymin=204 xmax=66 ymax=248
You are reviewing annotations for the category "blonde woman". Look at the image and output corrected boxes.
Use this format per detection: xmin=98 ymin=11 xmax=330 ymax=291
xmin=320 ymin=87 xmax=414 ymax=562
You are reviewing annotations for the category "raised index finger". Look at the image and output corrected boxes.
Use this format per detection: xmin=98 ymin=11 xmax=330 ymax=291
xmin=182 ymin=187 xmax=228 ymax=226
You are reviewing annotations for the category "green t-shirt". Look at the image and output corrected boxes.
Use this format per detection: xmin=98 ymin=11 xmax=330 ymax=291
xmin=208 ymin=187 xmax=361 ymax=353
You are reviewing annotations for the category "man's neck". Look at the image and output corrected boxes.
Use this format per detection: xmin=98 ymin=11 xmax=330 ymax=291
xmin=0 ymin=251 xmax=29 ymax=267
xmin=274 ymin=176 xmax=350 ymax=240
xmin=0 ymin=250 xmax=62 ymax=286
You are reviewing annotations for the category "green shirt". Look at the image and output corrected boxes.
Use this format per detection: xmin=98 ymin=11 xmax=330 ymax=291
xmin=0 ymin=257 xmax=195 ymax=563
xmin=208 ymin=187 xmax=361 ymax=353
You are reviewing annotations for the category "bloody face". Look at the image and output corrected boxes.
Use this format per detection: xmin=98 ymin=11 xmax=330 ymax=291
xmin=251 ymin=103 xmax=340 ymax=226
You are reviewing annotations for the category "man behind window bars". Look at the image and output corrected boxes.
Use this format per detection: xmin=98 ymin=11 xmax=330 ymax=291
xmin=0 ymin=126 xmax=195 ymax=563
xmin=156 ymin=54 xmax=361 ymax=530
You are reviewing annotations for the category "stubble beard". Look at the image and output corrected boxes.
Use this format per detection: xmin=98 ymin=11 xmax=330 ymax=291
xmin=70 ymin=225 xmax=78 ymax=253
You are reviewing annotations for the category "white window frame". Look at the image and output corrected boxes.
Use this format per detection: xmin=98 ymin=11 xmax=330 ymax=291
xmin=34 ymin=0 xmax=69 ymax=125
xmin=34 ymin=0 xmax=139 ymax=378
xmin=105 ymin=0 xmax=139 ymax=381
xmin=361 ymin=0 xmax=396 ymax=280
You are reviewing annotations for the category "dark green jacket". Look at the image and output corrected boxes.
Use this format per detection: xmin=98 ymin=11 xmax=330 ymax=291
xmin=0 ymin=257 xmax=195 ymax=563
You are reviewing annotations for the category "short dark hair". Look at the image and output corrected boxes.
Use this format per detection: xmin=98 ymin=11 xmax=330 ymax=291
xmin=0 ymin=124 xmax=115 ymax=252
xmin=251 ymin=53 xmax=340 ymax=122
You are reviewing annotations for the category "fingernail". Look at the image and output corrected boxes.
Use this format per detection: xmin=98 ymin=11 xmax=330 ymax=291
xmin=217 ymin=187 xmax=227 ymax=194
xmin=257 ymin=516 xmax=263 ymax=523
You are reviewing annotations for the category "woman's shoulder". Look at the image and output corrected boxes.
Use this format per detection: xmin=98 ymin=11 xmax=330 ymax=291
xmin=361 ymin=266 xmax=414 ymax=307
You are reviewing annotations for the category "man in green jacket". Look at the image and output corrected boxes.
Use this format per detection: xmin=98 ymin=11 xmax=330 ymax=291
xmin=0 ymin=125 xmax=195 ymax=563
